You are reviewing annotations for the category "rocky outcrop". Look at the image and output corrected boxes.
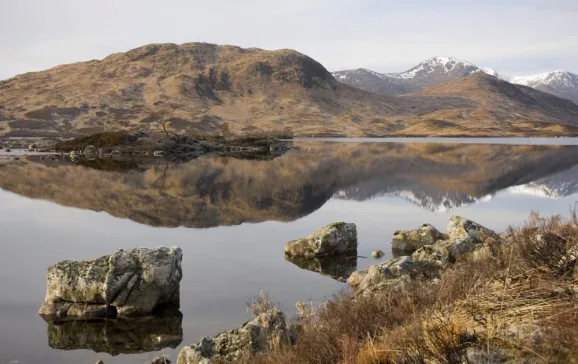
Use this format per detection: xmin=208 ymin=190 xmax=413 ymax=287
xmin=392 ymin=223 xmax=447 ymax=253
xmin=44 ymin=309 xmax=183 ymax=355
xmin=447 ymin=216 xmax=496 ymax=245
xmin=285 ymin=254 xmax=357 ymax=282
xmin=285 ymin=222 xmax=357 ymax=258
xmin=347 ymin=256 xmax=415 ymax=292
xmin=412 ymin=244 xmax=451 ymax=267
xmin=177 ymin=308 xmax=292 ymax=364
xmin=39 ymin=247 xmax=182 ymax=320
xmin=349 ymin=217 xmax=499 ymax=293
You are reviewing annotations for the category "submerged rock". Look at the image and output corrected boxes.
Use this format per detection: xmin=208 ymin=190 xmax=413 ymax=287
xmin=392 ymin=223 xmax=447 ymax=253
xmin=285 ymin=222 xmax=357 ymax=258
xmin=44 ymin=309 xmax=183 ymax=355
xmin=177 ymin=308 xmax=292 ymax=364
xmin=151 ymin=357 xmax=171 ymax=364
xmin=285 ymin=254 xmax=357 ymax=281
xmin=39 ymin=246 xmax=182 ymax=319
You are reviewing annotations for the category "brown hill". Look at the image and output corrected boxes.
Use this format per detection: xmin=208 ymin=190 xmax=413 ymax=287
xmin=0 ymin=43 xmax=577 ymax=137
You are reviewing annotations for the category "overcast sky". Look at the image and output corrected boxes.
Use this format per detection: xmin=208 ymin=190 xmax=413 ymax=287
xmin=1 ymin=0 xmax=576 ymax=81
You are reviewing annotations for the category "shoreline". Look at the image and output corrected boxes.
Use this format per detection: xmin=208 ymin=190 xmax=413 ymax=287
xmin=176 ymin=212 xmax=578 ymax=363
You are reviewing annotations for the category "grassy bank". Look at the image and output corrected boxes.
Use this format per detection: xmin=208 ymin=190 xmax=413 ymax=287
xmin=240 ymin=212 xmax=578 ymax=364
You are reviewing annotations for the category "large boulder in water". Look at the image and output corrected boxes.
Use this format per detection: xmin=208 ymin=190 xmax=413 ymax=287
xmin=392 ymin=223 xmax=447 ymax=253
xmin=177 ymin=308 xmax=292 ymax=364
xmin=39 ymin=247 xmax=182 ymax=319
xmin=284 ymin=222 xmax=357 ymax=258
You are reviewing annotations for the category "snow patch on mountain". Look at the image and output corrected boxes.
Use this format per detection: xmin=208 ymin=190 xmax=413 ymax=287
xmin=392 ymin=56 xmax=479 ymax=80
xmin=510 ymin=71 xmax=578 ymax=89
xmin=482 ymin=68 xmax=501 ymax=78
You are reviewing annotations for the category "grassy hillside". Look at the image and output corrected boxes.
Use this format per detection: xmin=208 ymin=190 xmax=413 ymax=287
xmin=1 ymin=43 xmax=577 ymax=137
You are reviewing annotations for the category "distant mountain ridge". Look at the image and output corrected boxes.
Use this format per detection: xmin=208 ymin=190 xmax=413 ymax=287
xmin=332 ymin=56 xmax=493 ymax=96
xmin=333 ymin=58 xmax=577 ymax=105
xmin=510 ymin=71 xmax=578 ymax=105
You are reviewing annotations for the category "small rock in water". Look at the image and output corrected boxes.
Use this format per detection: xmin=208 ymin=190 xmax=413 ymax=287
xmin=371 ymin=250 xmax=385 ymax=258
xmin=151 ymin=357 xmax=171 ymax=364
xmin=285 ymin=222 xmax=357 ymax=258
xmin=95 ymin=360 xmax=104 ymax=364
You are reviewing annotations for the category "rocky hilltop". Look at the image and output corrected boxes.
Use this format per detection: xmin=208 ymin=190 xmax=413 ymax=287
xmin=1 ymin=43 xmax=578 ymax=137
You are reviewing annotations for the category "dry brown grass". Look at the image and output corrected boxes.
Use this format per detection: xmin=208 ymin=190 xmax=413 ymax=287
xmin=244 ymin=211 xmax=578 ymax=364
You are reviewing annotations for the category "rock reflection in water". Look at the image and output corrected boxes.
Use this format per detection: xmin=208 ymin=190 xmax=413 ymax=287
xmin=285 ymin=255 xmax=357 ymax=281
xmin=43 ymin=309 xmax=183 ymax=356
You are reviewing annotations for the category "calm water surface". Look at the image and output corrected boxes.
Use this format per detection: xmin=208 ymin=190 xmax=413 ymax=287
xmin=2 ymin=138 xmax=578 ymax=363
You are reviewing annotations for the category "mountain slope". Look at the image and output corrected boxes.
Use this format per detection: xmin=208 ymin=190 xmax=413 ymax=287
xmin=332 ymin=68 xmax=420 ymax=96
xmin=0 ymin=43 xmax=474 ymax=138
xmin=399 ymin=73 xmax=578 ymax=136
xmin=0 ymin=44 xmax=577 ymax=137
xmin=332 ymin=57 xmax=496 ymax=96
xmin=511 ymin=71 xmax=578 ymax=105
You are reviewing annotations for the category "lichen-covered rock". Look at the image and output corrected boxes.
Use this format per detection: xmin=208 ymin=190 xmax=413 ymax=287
xmin=285 ymin=222 xmax=357 ymax=258
xmin=39 ymin=246 xmax=182 ymax=320
xmin=392 ymin=224 xmax=447 ymax=253
xmin=412 ymin=244 xmax=451 ymax=267
xmin=447 ymin=216 xmax=496 ymax=244
xmin=371 ymin=250 xmax=385 ymax=259
xmin=347 ymin=270 xmax=368 ymax=287
xmin=177 ymin=308 xmax=291 ymax=364
xmin=348 ymin=256 xmax=414 ymax=292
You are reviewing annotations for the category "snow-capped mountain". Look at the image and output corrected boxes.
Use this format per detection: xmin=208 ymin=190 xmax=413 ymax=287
xmin=332 ymin=57 xmax=499 ymax=96
xmin=510 ymin=71 xmax=578 ymax=105
xmin=331 ymin=68 xmax=421 ymax=96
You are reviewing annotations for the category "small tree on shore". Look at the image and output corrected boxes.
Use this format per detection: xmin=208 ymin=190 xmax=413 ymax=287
xmin=149 ymin=109 xmax=171 ymax=138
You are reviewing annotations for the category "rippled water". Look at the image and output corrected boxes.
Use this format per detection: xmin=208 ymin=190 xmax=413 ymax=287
xmin=2 ymin=139 xmax=578 ymax=363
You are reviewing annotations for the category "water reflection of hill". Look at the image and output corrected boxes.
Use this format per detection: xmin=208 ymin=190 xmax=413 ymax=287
xmin=1 ymin=142 xmax=578 ymax=227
